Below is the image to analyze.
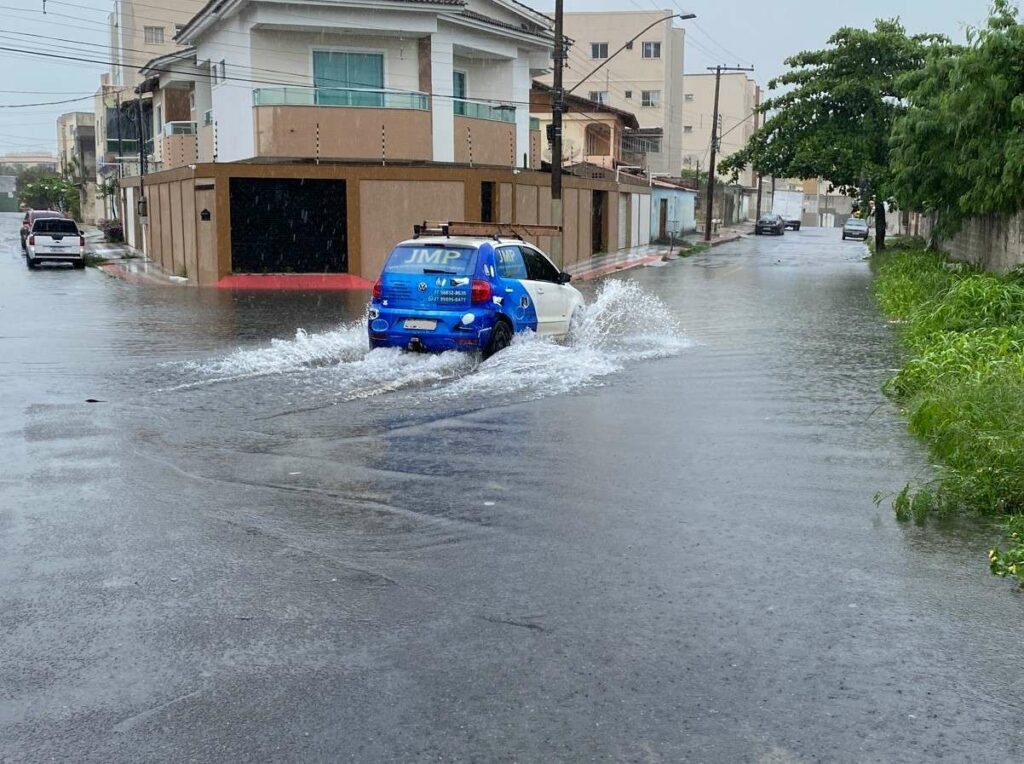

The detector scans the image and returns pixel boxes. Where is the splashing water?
[168,280,689,402]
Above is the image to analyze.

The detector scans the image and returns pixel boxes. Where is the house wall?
[120,163,648,284]
[917,212,1024,273]
[650,187,696,240]
[203,13,256,162]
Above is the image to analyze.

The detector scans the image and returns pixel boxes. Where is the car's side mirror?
[557,272,572,284]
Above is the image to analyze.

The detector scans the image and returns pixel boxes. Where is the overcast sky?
[0,0,998,155]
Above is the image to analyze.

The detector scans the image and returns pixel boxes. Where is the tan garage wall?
[359,180,466,278]
[121,164,649,285]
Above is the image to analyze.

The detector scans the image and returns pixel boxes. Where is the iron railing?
[253,86,429,110]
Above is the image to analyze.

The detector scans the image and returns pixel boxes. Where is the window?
[313,50,384,106]
[155,105,162,131]
[144,26,164,44]
[587,91,608,105]
[496,246,528,279]
[641,41,661,59]
[590,42,608,59]
[585,123,612,156]
[683,125,693,133]
[641,90,660,107]
[624,90,632,99]
[211,59,226,86]
[684,93,694,101]
[520,246,560,283]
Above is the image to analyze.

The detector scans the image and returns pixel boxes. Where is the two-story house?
[166,0,553,167]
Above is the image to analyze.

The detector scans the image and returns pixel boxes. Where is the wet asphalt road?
[1,211,1022,762]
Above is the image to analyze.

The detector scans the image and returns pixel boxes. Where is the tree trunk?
[875,203,887,251]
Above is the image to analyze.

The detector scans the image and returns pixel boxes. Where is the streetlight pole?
[549,9,696,262]
[703,64,754,242]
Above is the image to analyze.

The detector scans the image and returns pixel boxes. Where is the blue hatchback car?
[368,231,585,358]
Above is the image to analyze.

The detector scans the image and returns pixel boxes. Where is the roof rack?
[412,221,562,241]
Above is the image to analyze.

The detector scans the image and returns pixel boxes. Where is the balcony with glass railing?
[202,109,213,126]
[253,87,429,110]
[453,98,516,123]
[163,121,198,136]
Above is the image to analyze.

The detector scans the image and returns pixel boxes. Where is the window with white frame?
[683,125,693,133]
[642,41,661,59]
[590,42,608,59]
[211,59,226,86]
[144,26,164,44]
[641,90,660,107]
[624,90,632,99]
[588,91,608,105]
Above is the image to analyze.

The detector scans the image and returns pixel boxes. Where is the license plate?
[404,319,436,331]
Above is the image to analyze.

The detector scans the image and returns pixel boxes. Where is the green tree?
[890,1,1024,239]
[719,20,943,250]
[18,174,78,217]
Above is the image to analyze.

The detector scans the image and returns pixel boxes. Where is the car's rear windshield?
[847,219,868,227]
[384,245,477,276]
[33,218,78,234]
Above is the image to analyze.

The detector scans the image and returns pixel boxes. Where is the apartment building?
[680,72,761,188]
[538,10,684,175]
[94,0,196,220]
[57,112,98,221]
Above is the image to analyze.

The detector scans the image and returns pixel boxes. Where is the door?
[453,70,467,115]
[659,199,668,240]
[591,190,606,254]
[519,245,571,335]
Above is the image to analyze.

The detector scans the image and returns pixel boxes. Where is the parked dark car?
[842,218,870,241]
[755,213,785,236]
[21,209,65,250]
[782,215,801,231]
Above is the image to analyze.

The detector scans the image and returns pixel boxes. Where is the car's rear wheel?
[26,257,36,270]
[73,260,86,269]
[482,318,513,360]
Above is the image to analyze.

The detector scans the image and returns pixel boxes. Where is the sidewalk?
[571,223,750,281]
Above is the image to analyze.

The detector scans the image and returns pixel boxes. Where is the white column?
[430,34,454,163]
[512,53,531,168]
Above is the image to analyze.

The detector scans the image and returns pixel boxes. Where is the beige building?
[539,10,685,175]
[0,152,58,172]
[680,72,761,188]
[107,0,195,91]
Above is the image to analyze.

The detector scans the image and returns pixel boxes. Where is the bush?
[874,246,1024,583]
[99,218,124,243]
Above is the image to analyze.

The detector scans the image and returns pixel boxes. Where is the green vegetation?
[890,1,1024,239]
[873,247,1024,582]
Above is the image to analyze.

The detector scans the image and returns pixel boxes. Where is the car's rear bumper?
[367,305,495,353]
[30,251,85,262]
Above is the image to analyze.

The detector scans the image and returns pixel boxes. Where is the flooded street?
[2,211,1021,761]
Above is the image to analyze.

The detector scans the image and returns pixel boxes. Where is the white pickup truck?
[26,217,85,269]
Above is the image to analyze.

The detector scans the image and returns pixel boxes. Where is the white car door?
[519,245,573,336]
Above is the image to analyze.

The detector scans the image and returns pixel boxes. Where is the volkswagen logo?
[418,282,428,292]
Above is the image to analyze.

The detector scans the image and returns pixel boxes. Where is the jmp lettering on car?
[483,243,538,331]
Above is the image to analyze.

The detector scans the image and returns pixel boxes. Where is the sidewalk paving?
[571,223,750,281]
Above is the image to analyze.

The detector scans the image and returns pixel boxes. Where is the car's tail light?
[471,279,492,304]
[27,235,34,246]
[79,235,85,247]
[372,279,382,299]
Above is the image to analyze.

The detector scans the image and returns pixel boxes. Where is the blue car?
[368,233,585,358]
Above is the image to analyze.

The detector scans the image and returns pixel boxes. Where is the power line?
[0,94,95,108]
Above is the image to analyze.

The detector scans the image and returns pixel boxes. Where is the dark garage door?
[229,178,347,273]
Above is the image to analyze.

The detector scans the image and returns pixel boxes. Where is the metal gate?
[229,178,347,273]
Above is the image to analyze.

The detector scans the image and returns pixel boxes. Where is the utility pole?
[115,91,124,179]
[704,64,754,242]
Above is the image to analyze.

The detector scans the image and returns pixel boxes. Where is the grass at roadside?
[872,243,1024,583]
